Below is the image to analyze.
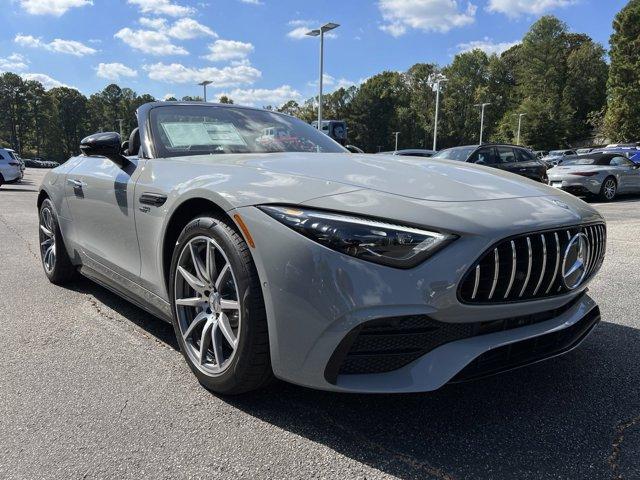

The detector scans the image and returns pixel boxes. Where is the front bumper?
[234,198,603,393]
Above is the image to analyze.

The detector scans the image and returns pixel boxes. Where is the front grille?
[324,296,583,382]
[452,305,600,382]
[459,223,606,304]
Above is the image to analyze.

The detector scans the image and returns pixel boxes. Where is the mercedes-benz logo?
[562,233,590,290]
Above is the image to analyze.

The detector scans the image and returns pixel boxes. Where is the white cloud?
[138,17,216,40]
[14,34,97,56]
[163,93,176,100]
[167,18,217,39]
[239,0,263,4]
[487,0,576,17]
[22,73,71,89]
[457,37,519,55]
[308,73,355,91]
[216,85,301,107]
[127,0,193,17]
[115,28,188,56]
[0,54,29,73]
[378,0,477,36]
[203,40,254,62]
[96,62,138,81]
[19,0,92,16]
[144,62,261,87]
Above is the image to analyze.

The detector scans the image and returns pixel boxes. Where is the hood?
[196,152,557,203]
[549,165,608,175]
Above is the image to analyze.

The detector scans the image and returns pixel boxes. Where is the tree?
[218,95,234,104]
[605,0,640,141]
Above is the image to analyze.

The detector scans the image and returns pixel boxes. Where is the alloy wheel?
[39,206,56,273]
[174,236,241,375]
[603,179,616,200]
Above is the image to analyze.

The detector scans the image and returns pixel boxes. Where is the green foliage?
[0,73,157,161]
[605,0,640,141]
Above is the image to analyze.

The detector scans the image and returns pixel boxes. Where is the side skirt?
[78,262,173,323]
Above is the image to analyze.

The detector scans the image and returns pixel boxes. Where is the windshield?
[149,105,347,158]
[432,146,476,161]
[548,150,565,156]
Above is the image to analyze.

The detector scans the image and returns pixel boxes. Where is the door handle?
[67,179,85,188]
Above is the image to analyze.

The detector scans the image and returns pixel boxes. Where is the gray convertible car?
[38,102,606,394]
[548,152,640,201]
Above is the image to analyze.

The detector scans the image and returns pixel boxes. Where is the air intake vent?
[459,223,605,304]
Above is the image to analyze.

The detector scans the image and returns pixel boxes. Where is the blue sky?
[0,0,629,105]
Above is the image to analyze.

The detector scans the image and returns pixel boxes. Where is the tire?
[0,173,4,188]
[599,176,617,202]
[169,214,272,395]
[39,198,77,284]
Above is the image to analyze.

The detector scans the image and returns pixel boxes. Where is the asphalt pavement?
[1,169,639,480]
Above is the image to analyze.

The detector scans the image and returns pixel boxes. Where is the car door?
[492,146,521,176]
[65,155,145,281]
[515,147,545,181]
[468,146,499,169]
[610,156,640,192]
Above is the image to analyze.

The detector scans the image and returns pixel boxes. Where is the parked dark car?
[432,144,549,183]
[377,149,436,157]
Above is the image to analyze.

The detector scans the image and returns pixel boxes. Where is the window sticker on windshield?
[161,123,214,148]
[203,123,247,146]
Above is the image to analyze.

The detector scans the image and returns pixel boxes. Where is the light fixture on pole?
[474,103,491,145]
[198,80,213,102]
[513,113,527,145]
[306,22,340,131]
[428,73,447,151]
[393,131,400,152]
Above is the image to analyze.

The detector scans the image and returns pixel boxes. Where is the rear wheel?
[599,177,617,201]
[169,214,272,394]
[39,198,77,284]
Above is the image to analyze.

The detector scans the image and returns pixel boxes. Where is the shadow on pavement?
[224,322,640,480]
[60,277,640,479]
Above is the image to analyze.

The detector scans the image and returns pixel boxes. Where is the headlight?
[259,205,456,268]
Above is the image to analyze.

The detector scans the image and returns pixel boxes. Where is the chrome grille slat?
[460,223,606,304]
[532,234,546,295]
[471,265,480,300]
[488,249,499,300]
[503,241,517,299]
[545,232,561,294]
[518,237,533,297]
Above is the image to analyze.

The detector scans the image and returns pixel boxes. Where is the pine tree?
[605,0,640,141]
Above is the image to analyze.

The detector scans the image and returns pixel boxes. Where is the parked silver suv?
[0,148,23,187]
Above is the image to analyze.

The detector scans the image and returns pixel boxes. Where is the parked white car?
[0,148,23,187]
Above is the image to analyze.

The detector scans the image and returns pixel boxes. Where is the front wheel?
[169,214,272,394]
[599,177,617,201]
[39,198,77,284]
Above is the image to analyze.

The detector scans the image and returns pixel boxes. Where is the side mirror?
[345,145,364,154]
[80,132,127,165]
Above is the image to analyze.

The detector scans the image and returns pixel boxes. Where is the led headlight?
[259,205,456,269]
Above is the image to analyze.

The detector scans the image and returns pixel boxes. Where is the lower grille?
[325,296,584,383]
[459,223,606,304]
[452,305,600,382]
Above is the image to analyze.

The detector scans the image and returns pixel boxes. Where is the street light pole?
[198,80,213,102]
[394,131,400,152]
[306,23,340,130]
[428,73,447,151]
[474,103,491,145]
[514,113,527,145]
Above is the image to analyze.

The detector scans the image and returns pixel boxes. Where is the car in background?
[0,147,24,187]
[377,149,436,158]
[548,152,640,201]
[591,146,640,158]
[576,148,592,155]
[541,149,577,167]
[533,150,548,159]
[432,144,548,183]
[311,120,348,145]
[24,158,60,168]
